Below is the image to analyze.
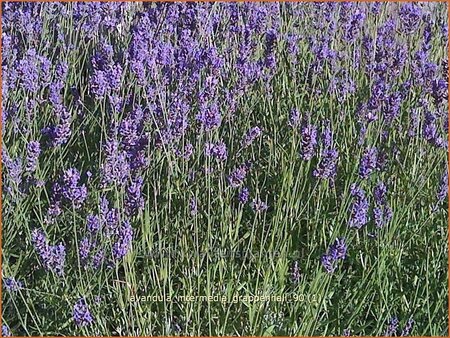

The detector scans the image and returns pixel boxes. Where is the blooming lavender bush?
[1,2,448,336]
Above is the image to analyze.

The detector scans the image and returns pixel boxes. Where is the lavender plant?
[1,2,448,336]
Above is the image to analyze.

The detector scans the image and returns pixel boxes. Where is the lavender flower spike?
[300,122,318,160]
[348,184,369,229]
[251,197,268,212]
[238,187,249,204]
[321,237,347,273]
[359,147,378,179]
[401,318,414,336]
[4,277,23,292]
[2,325,12,337]
[25,140,41,173]
[31,229,66,276]
[313,148,339,180]
[241,126,262,148]
[73,298,94,327]
[384,317,399,336]
[228,164,249,188]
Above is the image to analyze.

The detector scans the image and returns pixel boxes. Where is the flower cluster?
[3,277,23,292]
[348,184,370,229]
[73,298,93,327]
[321,238,347,273]
[31,229,66,276]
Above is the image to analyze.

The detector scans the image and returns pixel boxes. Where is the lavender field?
[1,2,449,336]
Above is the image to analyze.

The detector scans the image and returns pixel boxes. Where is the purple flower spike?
[241,126,262,148]
[86,214,101,234]
[2,325,12,337]
[289,109,301,128]
[227,164,249,188]
[321,120,333,149]
[321,253,337,273]
[51,168,87,210]
[101,138,130,187]
[238,187,249,204]
[112,220,133,261]
[31,229,66,276]
[399,3,422,34]
[205,141,227,162]
[313,148,339,180]
[359,147,378,179]
[329,238,347,260]
[92,250,105,269]
[349,184,369,229]
[42,104,72,147]
[4,277,23,292]
[401,318,414,336]
[300,122,318,161]
[196,102,222,131]
[321,238,347,273]
[384,317,399,336]
[25,141,41,173]
[251,197,268,212]
[125,176,144,216]
[175,143,194,160]
[73,298,94,327]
